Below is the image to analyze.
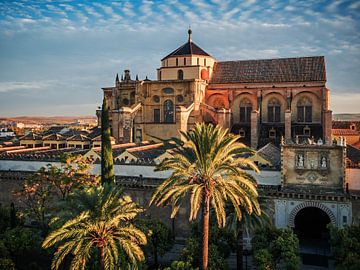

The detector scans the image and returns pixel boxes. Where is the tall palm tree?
[150,123,260,270]
[43,185,147,270]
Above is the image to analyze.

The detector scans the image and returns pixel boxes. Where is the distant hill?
[0,116,97,125]
[333,114,360,121]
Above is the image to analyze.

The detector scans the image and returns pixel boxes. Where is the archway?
[294,207,331,267]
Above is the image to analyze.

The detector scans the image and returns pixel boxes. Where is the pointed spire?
[115,73,119,83]
[136,74,139,81]
[121,74,124,81]
[188,26,192,42]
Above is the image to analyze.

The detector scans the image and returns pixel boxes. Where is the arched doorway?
[294,207,331,267]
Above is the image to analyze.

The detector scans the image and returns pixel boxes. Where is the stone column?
[251,110,259,149]
[285,109,292,142]
[324,110,332,144]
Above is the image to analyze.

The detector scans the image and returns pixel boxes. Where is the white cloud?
[0,81,52,93]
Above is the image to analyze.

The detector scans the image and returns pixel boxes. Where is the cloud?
[0,81,52,93]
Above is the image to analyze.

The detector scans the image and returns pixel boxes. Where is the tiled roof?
[347,145,360,165]
[42,133,66,141]
[332,121,360,130]
[20,133,42,140]
[352,141,360,149]
[256,143,281,167]
[332,129,359,136]
[162,41,211,60]
[210,56,326,84]
[67,134,90,141]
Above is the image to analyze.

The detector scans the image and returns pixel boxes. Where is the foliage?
[0,258,16,270]
[329,224,360,270]
[136,219,174,268]
[164,260,198,270]
[180,221,236,270]
[252,226,300,270]
[38,154,99,199]
[43,184,147,270]
[0,205,10,233]
[150,123,260,269]
[101,96,115,184]
[2,226,50,270]
[15,154,97,231]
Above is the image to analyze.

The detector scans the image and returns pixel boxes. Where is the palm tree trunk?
[202,195,210,270]
[99,247,105,270]
[237,221,244,270]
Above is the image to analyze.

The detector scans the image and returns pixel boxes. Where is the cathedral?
[98,29,332,149]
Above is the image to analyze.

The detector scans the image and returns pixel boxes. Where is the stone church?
[98,29,332,150]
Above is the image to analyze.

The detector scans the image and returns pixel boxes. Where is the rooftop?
[210,56,326,84]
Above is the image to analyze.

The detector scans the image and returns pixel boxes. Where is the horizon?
[0,0,359,116]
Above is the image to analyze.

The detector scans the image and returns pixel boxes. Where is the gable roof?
[42,133,66,141]
[20,133,42,140]
[210,56,326,84]
[162,41,211,61]
[256,143,281,167]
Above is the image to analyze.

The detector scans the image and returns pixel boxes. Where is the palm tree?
[150,123,260,270]
[43,185,147,270]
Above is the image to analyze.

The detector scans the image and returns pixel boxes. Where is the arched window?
[130,91,135,104]
[268,98,281,122]
[297,97,312,123]
[164,100,174,123]
[239,98,252,123]
[177,70,184,80]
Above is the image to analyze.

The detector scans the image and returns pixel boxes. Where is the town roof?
[42,133,66,141]
[332,121,360,130]
[210,56,326,84]
[256,142,281,167]
[20,133,42,140]
[332,129,359,136]
[347,145,360,167]
[161,41,211,60]
[66,134,90,141]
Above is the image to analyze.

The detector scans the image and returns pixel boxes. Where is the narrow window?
[159,71,162,81]
[239,98,252,123]
[164,100,174,123]
[204,58,207,66]
[176,58,178,66]
[268,98,281,123]
[154,109,160,123]
[297,97,312,123]
[184,58,186,65]
[269,129,276,139]
[178,69,184,80]
[197,58,199,65]
[239,129,245,138]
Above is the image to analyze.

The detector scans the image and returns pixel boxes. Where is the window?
[239,129,245,138]
[123,98,129,106]
[178,70,184,80]
[297,97,312,123]
[269,129,276,139]
[204,58,207,66]
[268,98,281,122]
[164,100,174,123]
[184,58,186,65]
[159,71,162,80]
[239,98,252,123]
[176,58,178,66]
[303,126,311,136]
[154,109,160,123]
[153,95,160,103]
[176,95,184,103]
[130,91,135,104]
[197,58,199,65]
[163,87,174,94]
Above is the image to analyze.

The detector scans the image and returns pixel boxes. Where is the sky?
[0,0,359,116]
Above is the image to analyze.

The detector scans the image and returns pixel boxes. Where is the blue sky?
[0,0,359,116]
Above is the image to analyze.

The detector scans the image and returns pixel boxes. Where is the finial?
[136,74,139,81]
[121,74,124,81]
[116,73,119,83]
[188,26,192,42]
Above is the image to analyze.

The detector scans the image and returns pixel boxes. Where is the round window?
[153,95,160,103]
[177,95,184,103]
[123,98,129,105]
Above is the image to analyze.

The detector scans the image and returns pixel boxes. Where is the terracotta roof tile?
[210,56,326,84]
[332,129,359,136]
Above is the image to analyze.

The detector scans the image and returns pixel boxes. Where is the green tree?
[43,185,147,270]
[252,226,300,270]
[150,122,260,270]
[101,97,115,184]
[226,196,271,270]
[329,224,360,270]
[137,219,174,268]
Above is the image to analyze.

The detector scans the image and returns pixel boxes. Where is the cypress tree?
[101,97,115,184]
